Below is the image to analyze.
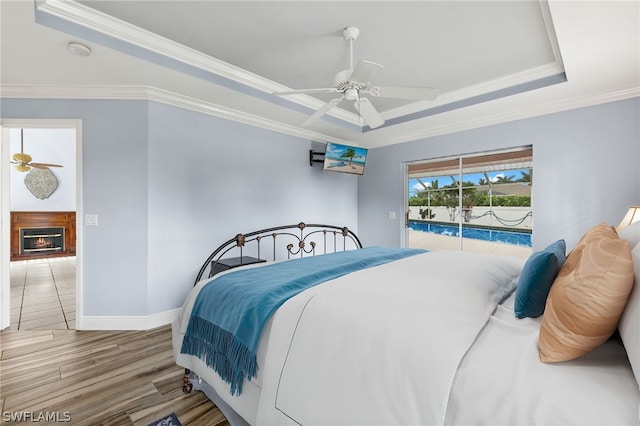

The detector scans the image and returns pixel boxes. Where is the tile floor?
[9,256,76,330]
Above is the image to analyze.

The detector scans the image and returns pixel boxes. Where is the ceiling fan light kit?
[12,152,32,165]
[273,26,438,129]
[13,164,32,173]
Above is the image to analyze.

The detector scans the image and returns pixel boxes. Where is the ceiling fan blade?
[355,97,384,129]
[369,85,439,101]
[30,162,64,169]
[301,96,344,127]
[273,88,339,96]
[350,60,383,86]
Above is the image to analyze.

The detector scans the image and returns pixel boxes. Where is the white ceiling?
[1,1,638,148]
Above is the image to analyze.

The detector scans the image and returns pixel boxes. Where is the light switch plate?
[85,214,98,226]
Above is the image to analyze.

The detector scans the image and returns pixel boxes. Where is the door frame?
[0,119,83,330]
[403,163,410,248]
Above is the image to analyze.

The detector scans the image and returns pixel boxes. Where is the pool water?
[409,221,532,247]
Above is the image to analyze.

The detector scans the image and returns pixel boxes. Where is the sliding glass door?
[406,147,533,258]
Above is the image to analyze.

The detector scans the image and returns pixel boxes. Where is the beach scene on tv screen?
[323,143,368,175]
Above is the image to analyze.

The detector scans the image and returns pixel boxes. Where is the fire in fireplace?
[35,237,54,249]
[20,227,64,255]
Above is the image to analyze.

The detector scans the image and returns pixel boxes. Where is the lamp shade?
[616,206,640,233]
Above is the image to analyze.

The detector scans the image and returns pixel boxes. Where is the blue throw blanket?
[180,246,427,395]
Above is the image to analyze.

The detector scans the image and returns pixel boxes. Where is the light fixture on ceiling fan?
[10,129,64,172]
[272,26,439,129]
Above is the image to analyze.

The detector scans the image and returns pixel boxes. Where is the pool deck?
[408,229,532,259]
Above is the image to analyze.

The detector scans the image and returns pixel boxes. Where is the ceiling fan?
[272,26,439,129]
[10,129,64,172]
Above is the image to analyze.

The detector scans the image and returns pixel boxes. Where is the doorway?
[1,120,83,331]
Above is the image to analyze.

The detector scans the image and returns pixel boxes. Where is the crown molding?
[33,0,572,131]
[144,86,354,145]
[373,86,640,148]
[0,83,353,145]
[382,62,566,121]
[2,83,637,148]
[38,0,270,91]
[0,84,149,100]
[36,0,362,127]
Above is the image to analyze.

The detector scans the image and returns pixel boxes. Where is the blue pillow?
[514,239,566,318]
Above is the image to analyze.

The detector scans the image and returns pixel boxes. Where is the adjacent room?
[1,1,638,425]
[7,128,77,331]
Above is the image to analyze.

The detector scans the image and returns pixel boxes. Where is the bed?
[173,221,640,425]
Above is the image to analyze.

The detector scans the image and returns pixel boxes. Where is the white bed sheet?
[174,252,640,426]
[445,293,640,425]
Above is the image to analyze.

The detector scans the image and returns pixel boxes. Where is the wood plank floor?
[0,325,230,425]
[9,257,76,330]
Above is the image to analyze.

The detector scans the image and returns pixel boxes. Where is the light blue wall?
[4,97,638,318]
[2,99,150,316]
[358,98,640,252]
[2,99,359,317]
[145,102,358,313]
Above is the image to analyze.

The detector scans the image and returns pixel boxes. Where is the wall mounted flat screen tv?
[323,142,368,175]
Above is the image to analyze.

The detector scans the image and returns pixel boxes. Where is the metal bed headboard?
[194,222,363,285]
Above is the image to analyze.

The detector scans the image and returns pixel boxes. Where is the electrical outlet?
[388,211,396,220]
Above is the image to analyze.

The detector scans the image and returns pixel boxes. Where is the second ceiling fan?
[273,26,439,129]
[10,129,64,172]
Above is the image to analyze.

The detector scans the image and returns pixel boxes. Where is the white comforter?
[255,251,522,424]
[175,249,640,425]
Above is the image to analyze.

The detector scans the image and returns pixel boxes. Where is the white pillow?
[619,241,640,396]
[619,220,640,248]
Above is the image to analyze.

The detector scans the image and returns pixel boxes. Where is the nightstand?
[209,256,266,278]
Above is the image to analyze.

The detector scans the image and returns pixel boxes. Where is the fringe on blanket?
[181,315,257,396]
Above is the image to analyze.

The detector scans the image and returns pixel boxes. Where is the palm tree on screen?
[340,148,356,165]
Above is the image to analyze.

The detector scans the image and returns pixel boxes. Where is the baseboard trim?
[79,308,181,330]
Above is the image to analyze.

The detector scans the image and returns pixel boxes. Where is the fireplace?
[10,211,76,260]
[20,227,64,256]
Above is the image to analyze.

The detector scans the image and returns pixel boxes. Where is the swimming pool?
[409,221,532,247]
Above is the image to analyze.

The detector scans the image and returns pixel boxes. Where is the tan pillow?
[539,236,634,362]
[559,223,618,276]
[575,222,618,247]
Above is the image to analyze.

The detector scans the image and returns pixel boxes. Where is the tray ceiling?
[1,1,638,148]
